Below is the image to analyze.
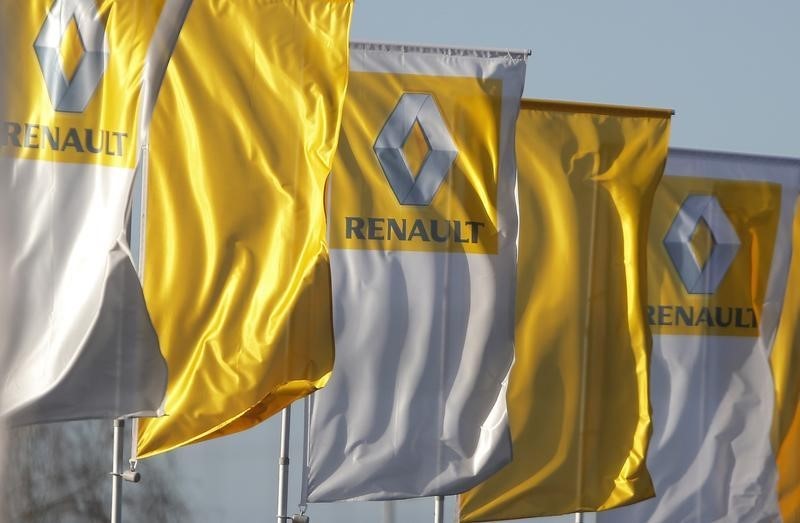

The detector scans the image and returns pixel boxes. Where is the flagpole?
[383,501,396,523]
[111,418,125,523]
[277,405,291,523]
[575,513,584,523]
[434,495,444,523]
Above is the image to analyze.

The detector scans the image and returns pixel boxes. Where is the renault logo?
[664,195,740,294]
[374,93,458,206]
[34,0,109,113]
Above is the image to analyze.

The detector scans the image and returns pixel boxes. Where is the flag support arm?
[129,418,139,473]
[299,396,311,515]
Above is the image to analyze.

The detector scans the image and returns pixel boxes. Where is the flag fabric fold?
[597,149,800,523]
[305,42,527,502]
[136,0,353,458]
[459,100,672,521]
[0,0,190,424]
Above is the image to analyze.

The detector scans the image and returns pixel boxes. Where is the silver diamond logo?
[34,0,109,113]
[664,195,740,294]
[374,93,458,206]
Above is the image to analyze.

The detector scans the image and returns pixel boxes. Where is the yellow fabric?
[648,176,779,337]
[328,72,502,255]
[137,0,352,458]
[772,203,800,523]
[460,100,671,521]
[0,0,167,167]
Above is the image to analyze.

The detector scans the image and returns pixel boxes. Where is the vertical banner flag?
[135,0,353,458]
[460,100,672,521]
[0,0,190,424]
[598,149,800,523]
[305,42,527,502]
[772,200,800,523]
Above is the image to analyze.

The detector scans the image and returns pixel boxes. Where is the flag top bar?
[669,147,800,166]
[351,40,532,61]
[523,98,675,118]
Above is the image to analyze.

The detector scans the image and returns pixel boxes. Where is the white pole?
[277,406,291,523]
[434,495,444,523]
[383,501,396,523]
[575,513,584,523]
[111,418,125,523]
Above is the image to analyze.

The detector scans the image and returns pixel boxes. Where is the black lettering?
[387,218,406,240]
[3,121,22,147]
[23,124,40,148]
[85,128,104,154]
[675,306,693,326]
[408,219,430,241]
[42,126,59,150]
[430,220,449,242]
[657,305,672,325]
[453,221,469,243]
[345,217,365,239]
[750,308,759,329]
[736,308,758,328]
[108,131,127,157]
[714,307,733,327]
[367,218,384,240]
[735,308,746,328]
[696,307,714,327]
[61,128,84,152]
[465,221,484,243]
[647,305,656,325]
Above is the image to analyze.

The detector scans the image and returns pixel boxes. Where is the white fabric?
[0,158,166,424]
[306,43,526,502]
[598,149,800,523]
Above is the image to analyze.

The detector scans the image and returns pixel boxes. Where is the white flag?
[0,0,190,424]
[597,149,800,522]
[305,42,527,502]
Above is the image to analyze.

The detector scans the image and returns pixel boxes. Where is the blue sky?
[134,1,799,522]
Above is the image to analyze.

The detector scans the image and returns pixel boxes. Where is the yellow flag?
[460,100,671,521]
[773,204,800,522]
[136,0,352,458]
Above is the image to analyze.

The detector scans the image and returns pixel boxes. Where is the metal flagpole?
[382,501,396,523]
[277,405,291,523]
[111,418,125,523]
[434,495,444,523]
